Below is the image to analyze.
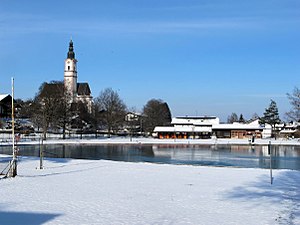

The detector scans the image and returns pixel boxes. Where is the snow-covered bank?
[1,136,300,146]
[1,157,299,225]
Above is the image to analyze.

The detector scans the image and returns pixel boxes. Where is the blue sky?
[0,0,299,121]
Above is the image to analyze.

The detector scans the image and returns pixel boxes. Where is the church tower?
[64,40,77,98]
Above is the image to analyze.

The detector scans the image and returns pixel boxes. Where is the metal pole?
[11,77,17,177]
[268,141,273,185]
[39,136,44,169]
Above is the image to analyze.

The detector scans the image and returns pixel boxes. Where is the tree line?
[226,87,300,137]
[11,83,300,139]
[17,81,172,139]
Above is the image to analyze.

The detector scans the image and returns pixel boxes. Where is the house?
[0,94,13,119]
[124,112,142,135]
[279,121,299,138]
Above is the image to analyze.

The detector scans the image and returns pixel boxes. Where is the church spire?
[67,39,75,59]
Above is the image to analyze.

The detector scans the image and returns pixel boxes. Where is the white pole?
[268,141,272,185]
[12,77,15,160]
[10,77,17,177]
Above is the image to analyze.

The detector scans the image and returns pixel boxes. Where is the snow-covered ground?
[1,156,299,225]
[1,135,300,146]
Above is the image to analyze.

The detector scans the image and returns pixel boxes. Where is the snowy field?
[1,135,300,146]
[1,156,300,225]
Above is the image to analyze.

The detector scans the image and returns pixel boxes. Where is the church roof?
[39,82,91,97]
[77,83,91,96]
[39,83,64,98]
[67,40,75,59]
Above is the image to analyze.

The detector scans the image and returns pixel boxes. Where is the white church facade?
[64,40,93,111]
[40,40,93,112]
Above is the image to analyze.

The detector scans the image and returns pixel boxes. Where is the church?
[64,40,93,111]
[41,40,93,111]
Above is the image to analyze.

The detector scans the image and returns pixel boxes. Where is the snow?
[1,136,300,146]
[1,156,299,225]
[0,94,9,102]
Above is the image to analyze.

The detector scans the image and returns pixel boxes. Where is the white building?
[41,40,93,112]
[154,116,219,139]
[212,120,264,139]
[154,116,266,139]
[64,40,93,111]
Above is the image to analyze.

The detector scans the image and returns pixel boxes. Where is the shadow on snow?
[224,170,300,224]
[0,211,61,225]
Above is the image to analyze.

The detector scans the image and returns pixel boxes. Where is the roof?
[280,129,297,134]
[212,123,263,130]
[0,94,10,102]
[40,82,91,97]
[171,116,220,126]
[67,40,75,59]
[175,116,217,120]
[0,94,13,104]
[40,83,64,97]
[77,83,91,95]
[154,126,212,133]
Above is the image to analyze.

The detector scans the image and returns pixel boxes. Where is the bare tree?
[55,86,73,139]
[70,100,94,136]
[94,88,127,136]
[142,99,172,134]
[17,99,34,119]
[287,87,300,122]
[227,113,238,123]
[34,81,72,139]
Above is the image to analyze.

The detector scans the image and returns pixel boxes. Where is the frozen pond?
[1,144,300,170]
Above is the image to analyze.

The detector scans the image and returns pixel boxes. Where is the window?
[68,66,70,71]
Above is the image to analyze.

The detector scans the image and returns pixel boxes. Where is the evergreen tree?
[259,99,281,137]
[251,113,259,121]
[227,113,238,123]
[238,114,245,123]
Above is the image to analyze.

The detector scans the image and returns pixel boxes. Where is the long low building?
[153,116,267,139]
[212,123,264,139]
[153,125,213,139]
